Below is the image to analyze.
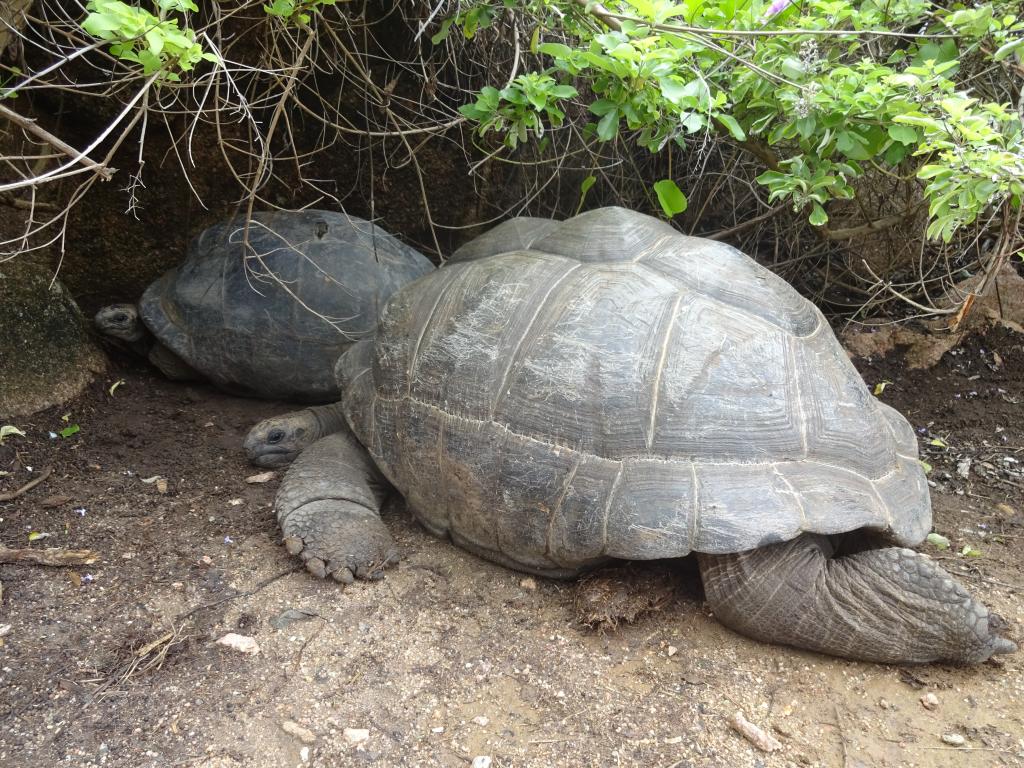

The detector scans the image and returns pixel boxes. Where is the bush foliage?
[0,0,1020,317]
[449,0,1023,242]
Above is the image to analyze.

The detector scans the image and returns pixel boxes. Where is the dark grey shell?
[341,207,930,573]
[139,210,433,402]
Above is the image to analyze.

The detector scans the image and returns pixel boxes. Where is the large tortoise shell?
[341,207,929,574]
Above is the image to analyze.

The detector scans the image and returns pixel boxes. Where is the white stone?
[215,633,259,655]
[343,728,369,745]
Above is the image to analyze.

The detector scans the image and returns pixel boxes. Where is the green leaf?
[430,18,454,45]
[993,37,1024,61]
[596,109,619,141]
[960,544,983,558]
[538,42,573,59]
[653,179,687,218]
[918,164,953,181]
[576,175,596,214]
[59,424,81,438]
[715,113,746,141]
[887,124,918,145]
[926,533,950,550]
[808,203,828,226]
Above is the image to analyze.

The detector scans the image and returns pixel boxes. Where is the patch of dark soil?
[0,328,1020,767]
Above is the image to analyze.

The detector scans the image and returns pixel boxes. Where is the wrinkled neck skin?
[308,402,348,436]
[244,402,349,468]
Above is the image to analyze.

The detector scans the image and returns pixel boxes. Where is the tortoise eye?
[114,312,129,323]
[267,428,285,444]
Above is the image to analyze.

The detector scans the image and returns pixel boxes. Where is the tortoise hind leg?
[275,428,400,582]
[697,533,1016,664]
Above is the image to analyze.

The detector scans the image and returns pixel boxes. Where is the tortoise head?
[95,303,145,342]
[244,410,318,468]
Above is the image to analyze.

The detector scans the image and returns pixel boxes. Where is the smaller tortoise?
[243,217,560,466]
[95,210,433,402]
[272,207,1016,664]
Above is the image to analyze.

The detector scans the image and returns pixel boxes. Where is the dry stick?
[0,547,99,566]
[240,28,316,230]
[172,567,299,623]
[0,466,53,501]
[0,104,114,181]
[860,260,961,316]
[707,204,785,241]
[0,69,160,194]
[323,22,443,257]
[822,208,919,240]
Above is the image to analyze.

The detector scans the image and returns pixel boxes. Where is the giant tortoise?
[271,207,1016,664]
[95,210,433,402]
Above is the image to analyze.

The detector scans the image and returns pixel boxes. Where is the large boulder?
[0,258,106,418]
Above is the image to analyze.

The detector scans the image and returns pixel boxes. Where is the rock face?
[841,263,1024,369]
[0,258,106,418]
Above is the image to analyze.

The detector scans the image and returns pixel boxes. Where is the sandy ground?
[0,327,1022,768]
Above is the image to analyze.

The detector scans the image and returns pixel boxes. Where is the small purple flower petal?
[765,0,794,18]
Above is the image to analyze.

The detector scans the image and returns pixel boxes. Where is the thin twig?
[0,546,99,566]
[0,466,53,501]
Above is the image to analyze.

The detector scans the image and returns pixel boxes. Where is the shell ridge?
[406,265,472,397]
[646,292,685,450]
[489,262,584,418]
[544,456,582,559]
[600,463,625,556]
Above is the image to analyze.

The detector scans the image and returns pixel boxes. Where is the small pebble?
[667,645,678,657]
[519,577,537,591]
[299,746,309,762]
[281,720,316,744]
[471,758,492,768]
[343,728,369,745]
[941,733,965,746]
[471,716,489,726]
[920,693,939,710]
[215,633,260,655]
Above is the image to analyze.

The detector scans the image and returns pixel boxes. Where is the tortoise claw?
[305,557,328,579]
[332,567,355,584]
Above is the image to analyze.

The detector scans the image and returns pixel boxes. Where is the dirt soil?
[1,328,1022,768]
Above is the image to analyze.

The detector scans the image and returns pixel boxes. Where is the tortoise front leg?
[697,533,1016,664]
[275,428,400,583]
